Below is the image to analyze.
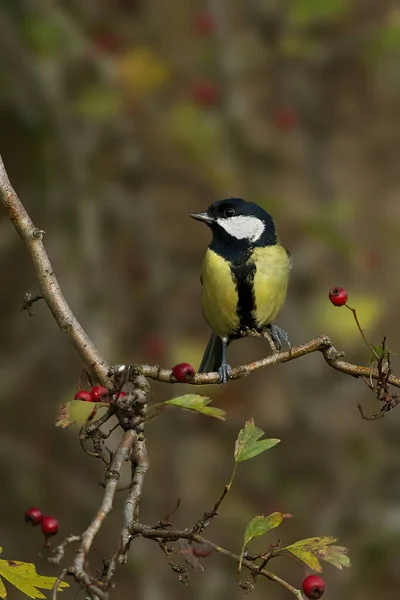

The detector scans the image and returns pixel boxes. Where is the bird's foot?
[218,363,232,384]
[267,324,291,352]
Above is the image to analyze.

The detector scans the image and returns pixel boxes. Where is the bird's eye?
[224,207,235,218]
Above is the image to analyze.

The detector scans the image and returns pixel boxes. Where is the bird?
[191,198,291,383]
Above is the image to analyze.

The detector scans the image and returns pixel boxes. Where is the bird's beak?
[190,211,215,224]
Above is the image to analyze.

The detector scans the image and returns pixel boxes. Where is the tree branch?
[0,154,109,383]
[0,155,148,597]
[72,429,136,597]
[125,334,400,388]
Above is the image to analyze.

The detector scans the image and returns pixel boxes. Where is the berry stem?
[345,304,380,361]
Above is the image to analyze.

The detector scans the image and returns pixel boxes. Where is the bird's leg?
[218,337,231,384]
[266,324,291,352]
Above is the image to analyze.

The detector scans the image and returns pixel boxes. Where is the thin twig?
[131,524,304,599]
[73,430,136,585]
[104,428,149,583]
[49,535,81,565]
[51,568,68,600]
[346,304,380,361]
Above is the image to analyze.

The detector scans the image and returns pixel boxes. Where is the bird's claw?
[218,363,231,384]
[267,324,291,352]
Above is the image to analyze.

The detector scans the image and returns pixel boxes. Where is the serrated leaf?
[234,419,280,463]
[0,551,68,599]
[55,400,108,428]
[316,544,351,570]
[238,512,290,572]
[244,512,287,546]
[160,395,226,420]
[283,536,350,572]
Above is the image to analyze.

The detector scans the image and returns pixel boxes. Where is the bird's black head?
[191,198,277,257]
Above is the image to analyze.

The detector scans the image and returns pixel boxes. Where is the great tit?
[191,198,291,383]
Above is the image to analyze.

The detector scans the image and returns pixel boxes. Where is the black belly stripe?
[230,261,257,331]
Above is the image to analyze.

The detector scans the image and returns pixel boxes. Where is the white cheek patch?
[217,215,265,242]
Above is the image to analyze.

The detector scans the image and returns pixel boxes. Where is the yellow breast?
[200,245,290,338]
[251,245,290,327]
[200,249,240,339]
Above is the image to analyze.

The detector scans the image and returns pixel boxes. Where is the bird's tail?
[198,332,224,373]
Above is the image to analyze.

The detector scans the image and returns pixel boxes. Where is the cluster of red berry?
[25,508,58,543]
[74,386,127,403]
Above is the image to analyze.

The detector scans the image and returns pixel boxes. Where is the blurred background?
[0,0,400,598]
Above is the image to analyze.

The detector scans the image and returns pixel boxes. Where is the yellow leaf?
[0,576,6,598]
[0,559,68,599]
[55,400,108,429]
[283,536,350,572]
[116,48,171,96]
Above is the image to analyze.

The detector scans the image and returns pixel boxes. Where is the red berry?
[275,108,297,131]
[25,507,43,526]
[302,575,326,599]
[172,363,196,383]
[74,390,93,402]
[191,81,221,108]
[41,515,59,537]
[193,12,215,36]
[90,385,109,401]
[329,286,348,306]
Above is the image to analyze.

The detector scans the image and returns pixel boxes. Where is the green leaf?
[370,344,385,359]
[368,344,391,365]
[283,537,351,572]
[234,419,280,463]
[239,512,291,571]
[55,400,108,429]
[0,547,68,599]
[160,394,226,420]
[244,512,288,546]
